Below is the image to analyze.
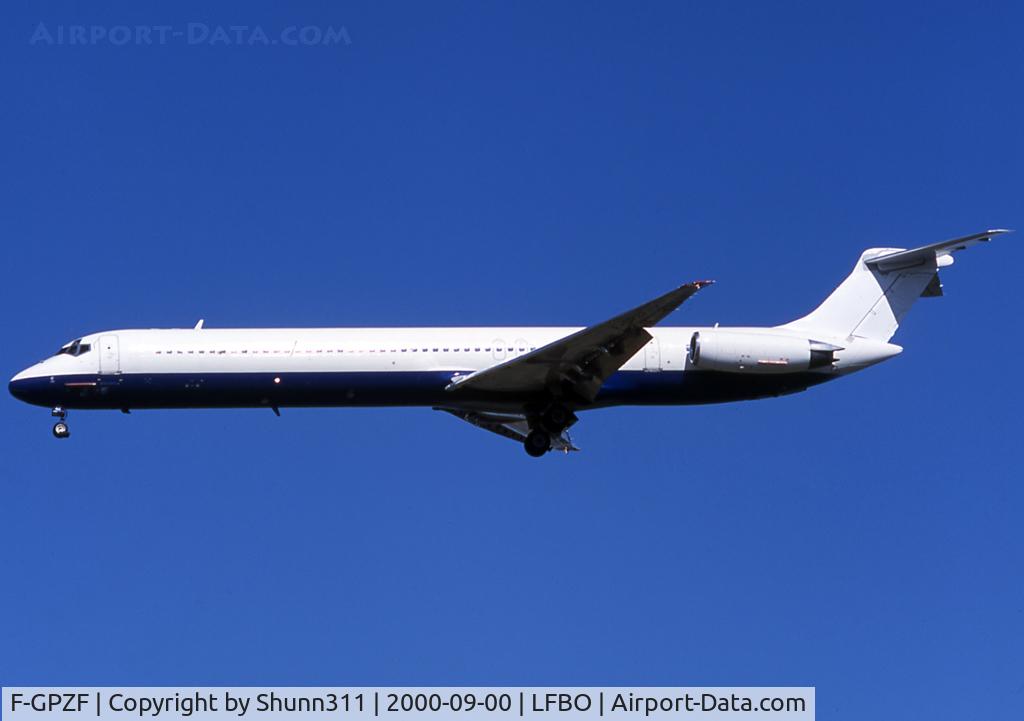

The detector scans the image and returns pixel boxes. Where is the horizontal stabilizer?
[865,229,1011,273]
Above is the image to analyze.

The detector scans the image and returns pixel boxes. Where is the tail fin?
[782,229,1011,342]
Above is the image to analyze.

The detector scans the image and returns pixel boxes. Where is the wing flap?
[438,408,578,452]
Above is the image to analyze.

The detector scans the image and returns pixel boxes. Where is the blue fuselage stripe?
[8,370,834,411]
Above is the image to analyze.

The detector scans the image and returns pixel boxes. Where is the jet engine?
[688,331,839,373]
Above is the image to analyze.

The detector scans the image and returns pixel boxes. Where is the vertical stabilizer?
[781,229,1009,342]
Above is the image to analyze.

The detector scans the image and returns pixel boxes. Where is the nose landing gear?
[51,407,70,438]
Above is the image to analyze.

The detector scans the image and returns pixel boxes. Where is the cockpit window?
[56,339,92,357]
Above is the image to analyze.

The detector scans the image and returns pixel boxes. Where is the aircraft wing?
[866,228,1011,273]
[444,280,712,402]
[437,408,579,452]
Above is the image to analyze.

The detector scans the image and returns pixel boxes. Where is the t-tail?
[783,229,1011,342]
[780,229,1011,369]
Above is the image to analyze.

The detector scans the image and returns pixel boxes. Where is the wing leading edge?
[445,280,712,402]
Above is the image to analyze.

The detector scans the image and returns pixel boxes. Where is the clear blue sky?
[1,2,1021,718]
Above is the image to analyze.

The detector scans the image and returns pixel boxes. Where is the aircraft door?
[492,339,507,361]
[99,335,120,374]
[644,337,661,371]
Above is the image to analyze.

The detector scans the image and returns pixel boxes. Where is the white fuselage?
[9,230,1000,450]
[9,325,899,413]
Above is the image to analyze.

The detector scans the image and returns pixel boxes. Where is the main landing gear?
[522,403,577,457]
[524,429,551,457]
[51,407,70,439]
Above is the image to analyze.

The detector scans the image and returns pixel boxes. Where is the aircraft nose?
[9,366,47,405]
[10,368,29,400]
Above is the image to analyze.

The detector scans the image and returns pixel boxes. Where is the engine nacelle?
[688,331,836,374]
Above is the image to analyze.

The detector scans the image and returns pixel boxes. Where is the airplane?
[8,229,1009,456]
